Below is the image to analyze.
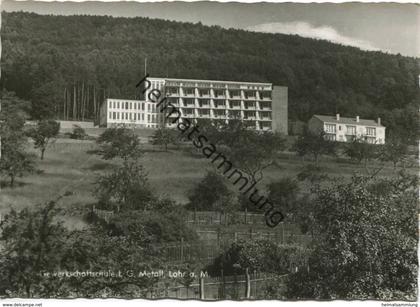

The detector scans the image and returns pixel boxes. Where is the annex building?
[308,114,386,144]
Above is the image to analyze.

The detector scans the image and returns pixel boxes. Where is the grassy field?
[0,134,417,230]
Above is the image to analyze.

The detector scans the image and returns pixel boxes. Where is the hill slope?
[1,12,419,141]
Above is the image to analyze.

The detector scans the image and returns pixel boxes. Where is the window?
[108,111,111,119]
[245,102,255,109]
[117,102,120,109]
[229,90,241,98]
[142,114,144,120]
[346,125,356,135]
[108,101,112,108]
[199,89,210,97]
[113,112,116,120]
[366,127,376,136]
[325,134,336,141]
[259,91,271,100]
[125,102,128,109]
[147,114,150,123]
[325,124,336,133]
[214,90,225,97]
[142,103,144,111]
[184,88,195,96]
[117,112,120,120]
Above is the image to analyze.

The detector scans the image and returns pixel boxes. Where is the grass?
[0,136,417,228]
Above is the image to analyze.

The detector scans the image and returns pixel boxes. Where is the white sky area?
[247,21,381,51]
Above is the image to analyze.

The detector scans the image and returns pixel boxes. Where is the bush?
[68,125,87,140]
[206,239,309,277]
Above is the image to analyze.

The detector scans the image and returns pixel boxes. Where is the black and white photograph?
[0,0,418,305]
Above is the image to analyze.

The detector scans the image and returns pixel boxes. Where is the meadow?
[0,128,416,230]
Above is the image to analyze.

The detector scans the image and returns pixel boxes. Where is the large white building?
[100,77,288,133]
[308,114,386,144]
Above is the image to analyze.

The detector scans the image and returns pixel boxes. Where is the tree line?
[1,11,419,143]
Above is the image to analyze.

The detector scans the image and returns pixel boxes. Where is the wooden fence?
[91,207,312,265]
[186,210,267,226]
[143,272,289,300]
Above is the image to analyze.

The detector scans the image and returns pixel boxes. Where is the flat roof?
[148,77,272,87]
[106,98,146,102]
[313,114,385,127]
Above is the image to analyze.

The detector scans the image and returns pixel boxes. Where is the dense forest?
[1,11,419,141]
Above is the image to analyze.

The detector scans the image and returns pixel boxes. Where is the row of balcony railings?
[165,89,272,100]
[165,81,271,90]
[167,111,272,120]
[166,101,272,110]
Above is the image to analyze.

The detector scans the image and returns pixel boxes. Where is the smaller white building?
[308,114,386,144]
[99,98,162,128]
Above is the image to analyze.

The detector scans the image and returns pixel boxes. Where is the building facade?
[308,114,386,144]
[100,77,288,133]
[99,98,162,128]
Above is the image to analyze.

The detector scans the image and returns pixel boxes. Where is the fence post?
[282,223,285,244]
[199,276,205,300]
[221,268,225,299]
[180,237,184,262]
[245,268,251,299]
[194,208,197,225]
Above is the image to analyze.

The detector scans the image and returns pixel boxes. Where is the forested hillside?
[1,11,419,141]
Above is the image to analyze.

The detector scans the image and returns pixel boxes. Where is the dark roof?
[312,115,385,127]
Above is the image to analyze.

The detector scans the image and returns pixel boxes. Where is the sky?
[1,0,419,57]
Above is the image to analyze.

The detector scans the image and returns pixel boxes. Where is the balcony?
[214,103,226,109]
[198,113,211,118]
[259,103,271,110]
[183,104,195,108]
[228,112,241,119]
[229,101,241,109]
[182,92,196,97]
[168,93,180,98]
[198,105,211,109]
[228,91,241,99]
[243,92,257,100]
[213,111,226,118]
[198,91,211,98]
[244,103,256,110]
[213,96,226,101]
[259,91,272,100]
